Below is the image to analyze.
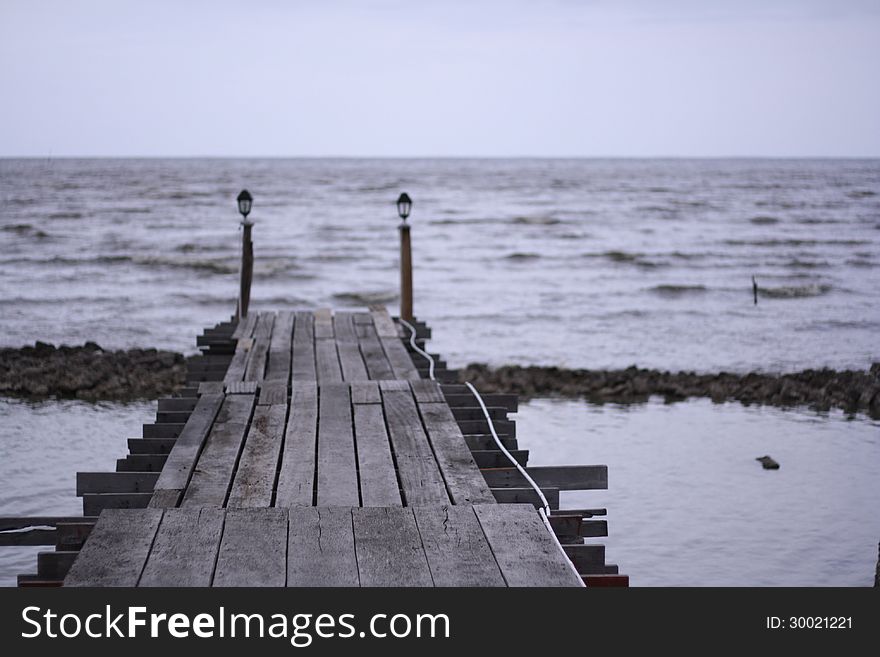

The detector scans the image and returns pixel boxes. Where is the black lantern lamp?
[237,189,253,223]
[396,192,412,222]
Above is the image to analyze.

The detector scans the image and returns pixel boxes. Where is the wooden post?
[236,222,254,321]
[399,222,413,322]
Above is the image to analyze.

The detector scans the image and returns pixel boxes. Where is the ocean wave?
[504,252,541,262]
[648,284,708,297]
[846,190,876,199]
[749,215,779,225]
[510,215,561,225]
[759,284,831,299]
[783,258,830,269]
[47,211,83,220]
[582,250,665,268]
[332,290,397,306]
[1,223,50,238]
[724,238,869,247]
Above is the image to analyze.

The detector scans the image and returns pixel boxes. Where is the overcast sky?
[1,0,878,157]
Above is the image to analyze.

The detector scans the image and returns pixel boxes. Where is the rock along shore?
[459,362,880,419]
[0,342,187,401]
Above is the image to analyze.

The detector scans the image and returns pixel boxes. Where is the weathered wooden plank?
[231,312,258,340]
[369,306,399,338]
[158,398,198,412]
[332,311,358,342]
[244,312,275,381]
[315,338,342,383]
[287,507,358,587]
[351,312,373,325]
[228,403,287,508]
[82,493,152,516]
[463,434,518,451]
[418,401,495,505]
[265,311,294,382]
[258,380,288,405]
[198,381,225,395]
[149,489,182,510]
[352,507,433,587]
[77,472,158,495]
[64,509,163,587]
[139,508,225,587]
[316,383,359,506]
[38,551,79,579]
[116,454,166,472]
[226,380,258,394]
[314,307,334,339]
[291,311,316,381]
[213,508,288,586]
[181,394,255,508]
[471,449,529,468]
[474,504,581,587]
[353,404,402,506]
[350,381,381,404]
[481,466,608,491]
[56,522,95,550]
[563,544,606,571]
[410,379,446,403]
[414,505,506,587]
[337,341,369,381]
[490,487,559,509]
[223,337,253,384]
[0,516,96,532]
[0,528,56,546]
[143,423,184,438]
[275,381,317,507]
[380,386,449,505]
[445,394,518,412]
[151,393,224,504]
[451,406,509,421]
[356,323,395,380]
[379,334,421,380]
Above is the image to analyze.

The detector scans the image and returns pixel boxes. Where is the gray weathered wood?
[139,508,225,587]
[315,338,342,383]
[287,507,358,587]
[231,312,258,340]
[223,337,253,384]
[76,472,158,495]
[379,333,421,380]
[151,393,224,504]
[413,505,506,587]
[410,379,446,403]
[244,312,275,381]
[352,507,433,586]
[417,400,495,505]
[226,380,258,394]
[471,449,529,468]
[353,404,401,506]
[291,311,316,381]
[258,380,288,405]
[380,386,449,505]
[490,486,559,509]
[337,341,369,381]
[181,394,255,508]
[474,504,581,587]
[332,311,357,342]
[213,508,288,586]
[350,381,381,404]
[316,383,359,506]
[480,465,608,491]
[228,403,287,508]
[314,307,334,339]
[275,381,317,507]
[82,493,152,516]
[198,381,225,395]
[64,509,163,587]
[356,323,395,380]
[369,306,399,338]
[265,311,294,382]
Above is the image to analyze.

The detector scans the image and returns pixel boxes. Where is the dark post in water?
[236,189,254,321]
[397,192,413,322]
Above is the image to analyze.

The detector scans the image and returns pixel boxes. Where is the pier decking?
[13,307,624,587]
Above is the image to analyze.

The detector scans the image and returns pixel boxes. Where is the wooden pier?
[9,307,626,587]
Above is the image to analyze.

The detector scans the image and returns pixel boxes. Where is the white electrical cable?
[399,318,586,587]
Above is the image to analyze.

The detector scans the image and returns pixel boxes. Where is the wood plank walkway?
[27,307,619,587]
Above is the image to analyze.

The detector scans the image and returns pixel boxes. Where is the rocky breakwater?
[0,342,187,401]
[460,363,880,419]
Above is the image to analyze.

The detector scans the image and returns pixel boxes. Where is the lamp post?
[235,189,254,322]
[396,192,413,322]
